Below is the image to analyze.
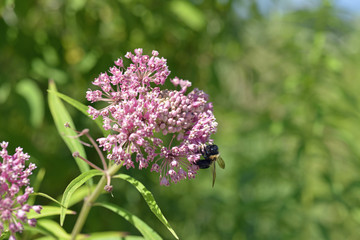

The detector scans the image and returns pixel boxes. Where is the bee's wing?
[217,156,225,169]
[212,162,216,188]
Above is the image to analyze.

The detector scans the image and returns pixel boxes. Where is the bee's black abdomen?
[194,159,212,169]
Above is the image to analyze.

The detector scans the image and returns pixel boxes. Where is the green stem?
[70,163,122,240]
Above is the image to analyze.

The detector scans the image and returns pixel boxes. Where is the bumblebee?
[194,144,225,187]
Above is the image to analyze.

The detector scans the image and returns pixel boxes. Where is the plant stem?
[70,163,122,240]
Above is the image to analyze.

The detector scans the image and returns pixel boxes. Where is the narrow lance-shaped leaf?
[22,225,51,239]
[94,202,162,240]
[37,219,70,239]
[65,185,99,208]
[76,231,132,240]
[47,89,109,136]
[23,219,70,239]
[30,237,60,240]
[60,169,103,226]
[48,80,92,183]
[32,192,64,207]
[27,206,76,219]
[114,174,179,240]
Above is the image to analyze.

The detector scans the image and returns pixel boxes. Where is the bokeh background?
[2,0,360,239]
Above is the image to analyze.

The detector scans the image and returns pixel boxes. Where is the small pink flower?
[32,205,42,214]
[28,218,37,227]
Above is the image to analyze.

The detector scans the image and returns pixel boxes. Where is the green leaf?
[23,224,50,238]
[114,174,179,240]
[66,184,99,208]
[55,185,100,209]
[77,51,98,73]
[32,59,68,84]
[169,1,205,31]
[32,192,63,207]
[36,219,70,239]
[47,89,108,136]
[24,219,70,239]
[0,81,11,104]
[16,78,44,128]
[33,237,58,240]
[84,235,144,240]
[68,0,87,11]
[94,202,162,240]
[0,231,10,240]
[48,80,92,182]
[0,0,15,19]
[60,169,103,226]
[76,231,132,240]
[27,206,76,219]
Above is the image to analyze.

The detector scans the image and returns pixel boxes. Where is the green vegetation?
[1,0,360,239]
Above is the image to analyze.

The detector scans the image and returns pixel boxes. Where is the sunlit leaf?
[37,219,70,239]
[16,78,44,128]
[32,59,68,84]
[60,169,103,226]
[0,82,10,104]
[32,192,63,207]
[114,174,179,240]
[77,51,98,73]
[66,185,99,208]
[42,45,59,66]
[0,0,14,15]
[169,1,205,31]
[84,235,144,240]
[94,202,162,240]
[24,219,70,239]
[32,237,58,240]
[76,231,134,240]
[48,80,91,181]
[23,224,50,238]
[27,206,76,219]
[68,0,87,11]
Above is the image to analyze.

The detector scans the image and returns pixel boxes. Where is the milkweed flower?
[0,141,41,239]
[87,49,218,185]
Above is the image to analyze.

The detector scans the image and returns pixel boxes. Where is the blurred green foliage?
[1,0,360,239]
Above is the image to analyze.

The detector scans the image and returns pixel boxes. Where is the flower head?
[87,49,218,185]
[0,141,41,238]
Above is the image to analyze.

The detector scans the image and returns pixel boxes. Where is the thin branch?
[83,129,108,171]
[73,152,104,172]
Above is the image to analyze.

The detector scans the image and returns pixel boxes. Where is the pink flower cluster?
[0,141,41,239]
[86,49,218,185]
